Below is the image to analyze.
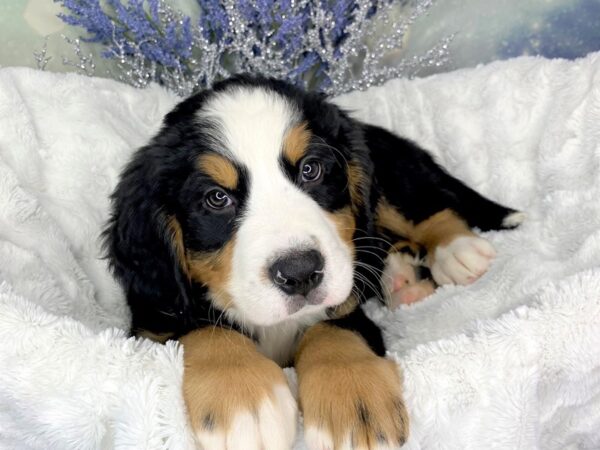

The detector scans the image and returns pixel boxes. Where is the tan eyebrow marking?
[283,122,311,165]
[197,153,239,190]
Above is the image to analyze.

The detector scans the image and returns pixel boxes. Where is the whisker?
[350,287,364,305]
[311,138,349,166]
[354,248,388,265]
[354,262,392,291]
[353,272,385,304]
[354,260,387,277]
[310,138,352,193]
[354,243,391,251]
[214,297,233,328]
[355,262,394,301]
[352,235,395,247]
[354,244,388,254]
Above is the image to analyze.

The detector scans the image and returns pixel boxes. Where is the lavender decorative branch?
[52,0,453,96]
[33,37,52,71]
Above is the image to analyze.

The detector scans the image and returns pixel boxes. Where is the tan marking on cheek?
[166,216,191,279]
[326,206,356,257]
[347,161,367,211]
[181,327,290,434]
[327,294,359,319]
[197,153,239,190]
[295,323,409,447]
[187,239,235,311]
[283,122,311,165]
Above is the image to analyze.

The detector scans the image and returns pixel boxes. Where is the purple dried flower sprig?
[58,0,193,69]
[52,0,453,96]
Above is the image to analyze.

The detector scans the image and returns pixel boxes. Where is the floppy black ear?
[104,145,193,336]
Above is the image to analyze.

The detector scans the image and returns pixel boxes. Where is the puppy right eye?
[205,189,232,210]
[300,158,323,184]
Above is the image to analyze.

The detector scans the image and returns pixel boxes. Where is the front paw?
[300,356,409,449]
[182,330,297,450]
[431,235,496,285]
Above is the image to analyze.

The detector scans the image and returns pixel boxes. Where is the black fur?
[104,74,518,352]
[327,307,386,357]
[366,124,518,230]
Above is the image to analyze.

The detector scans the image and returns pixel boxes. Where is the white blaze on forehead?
[198,86,299,166]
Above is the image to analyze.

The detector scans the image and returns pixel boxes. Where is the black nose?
[268,249,325,296]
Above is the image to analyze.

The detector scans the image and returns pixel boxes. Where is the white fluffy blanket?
[1,53,599,449]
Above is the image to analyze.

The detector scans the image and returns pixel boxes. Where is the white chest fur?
[253,310,328,366]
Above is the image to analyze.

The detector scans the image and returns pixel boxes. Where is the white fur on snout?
[196,384,297,450]
[432,236,496,286]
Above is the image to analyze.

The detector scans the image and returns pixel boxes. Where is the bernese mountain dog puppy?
[105,75,523,449]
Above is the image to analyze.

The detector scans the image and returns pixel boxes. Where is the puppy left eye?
[205,189,232,210]
[300,158,323,183]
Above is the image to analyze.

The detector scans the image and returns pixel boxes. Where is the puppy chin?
[287,286,352,320]
[225,293,326,328]
[226,297,290,328]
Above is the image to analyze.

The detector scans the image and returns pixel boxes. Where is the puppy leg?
[296,320,409,450]
[366,123,521,232]
[367,124,523,287]
[181,327,297,450]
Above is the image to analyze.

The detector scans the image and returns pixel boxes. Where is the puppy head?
[106,76,371,331]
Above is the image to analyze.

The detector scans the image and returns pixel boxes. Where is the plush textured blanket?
[1,53,599,450]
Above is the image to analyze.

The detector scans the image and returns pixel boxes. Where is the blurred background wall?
[1,0,599,84]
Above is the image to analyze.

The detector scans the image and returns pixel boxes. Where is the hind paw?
[382,253,434,308]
